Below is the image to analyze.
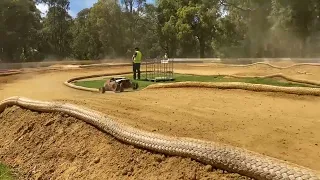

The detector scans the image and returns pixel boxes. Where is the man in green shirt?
[132,47,142,80]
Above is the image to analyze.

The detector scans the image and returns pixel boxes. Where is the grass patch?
[73,80,105,89]
[0,163,14,180]
[73,73,318,90]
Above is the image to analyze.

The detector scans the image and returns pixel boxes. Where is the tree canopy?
[1,0,320,62]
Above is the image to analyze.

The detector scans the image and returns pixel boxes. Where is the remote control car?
[99,77,139,93]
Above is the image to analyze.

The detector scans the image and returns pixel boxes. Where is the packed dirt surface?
[177,63,320,81]
[1,61,320,179]
[0,107,250,180]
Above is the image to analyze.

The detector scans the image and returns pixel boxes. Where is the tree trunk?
[5,47,14,62]
[23,46,28,62]
[129,0,133,13]
[199,37,205,58]
[300,38,307,57]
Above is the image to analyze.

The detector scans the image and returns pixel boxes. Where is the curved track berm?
[0,71,21,77]
[0,96,319,180]
[64,73,320,96]
[145,82,320,96]
[225,62,320,69]
[218,73,320,86]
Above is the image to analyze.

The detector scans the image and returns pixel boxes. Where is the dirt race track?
[0,62,320,179]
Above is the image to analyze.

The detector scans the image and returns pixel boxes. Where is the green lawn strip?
[73,74,318,90]
[74,80,105,89]
[0,163,14,180]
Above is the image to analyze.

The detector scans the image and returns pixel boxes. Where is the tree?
[220,0,272,58]
[71,8,94,59]
[41,6,73,58]
[120,0,149,57]
[157,0,179,57]
[178,0,220,58]
[268,0,316,57]
[2,0,320,62]
[0,0,42,62]
[136,4,163,58]
[223,0,320,58]
[86,0,124,58]
[157,0,221,58]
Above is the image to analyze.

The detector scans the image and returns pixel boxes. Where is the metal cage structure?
[145,58,174,82]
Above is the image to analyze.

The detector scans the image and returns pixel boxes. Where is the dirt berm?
[0,106,250,180]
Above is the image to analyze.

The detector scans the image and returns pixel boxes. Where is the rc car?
[99,77,139,93]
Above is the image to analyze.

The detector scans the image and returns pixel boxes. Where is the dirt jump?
[1,61,320,179]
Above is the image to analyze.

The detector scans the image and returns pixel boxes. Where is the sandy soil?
[177,63,320,81]
[0,62,320,179]
[0,107,249,180]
